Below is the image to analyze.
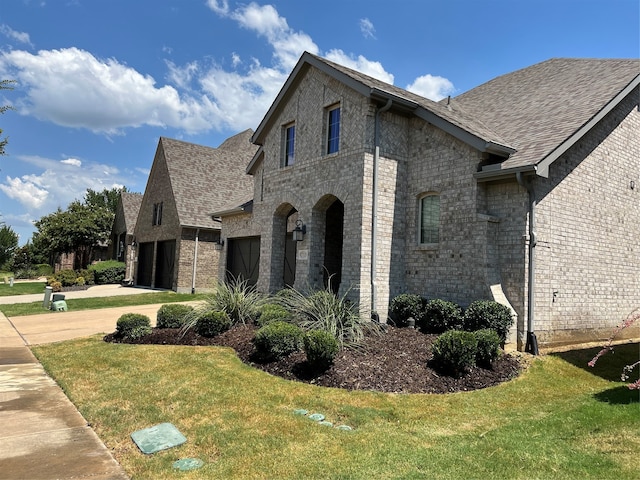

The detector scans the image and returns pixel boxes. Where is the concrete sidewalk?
[0,283,163,305]
[0,287,199,479]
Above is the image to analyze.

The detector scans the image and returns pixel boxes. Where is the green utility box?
[51,300,68,311]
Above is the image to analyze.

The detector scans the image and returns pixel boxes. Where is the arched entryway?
[271,203,300,291]
[313,196,344,294]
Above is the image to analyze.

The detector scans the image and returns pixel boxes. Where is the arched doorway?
[322,198,344,294]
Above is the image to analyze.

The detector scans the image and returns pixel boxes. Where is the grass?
[31,338,639,479]
[0,281,47,296]
[0,292,208,317]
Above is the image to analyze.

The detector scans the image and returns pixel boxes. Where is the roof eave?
[474,164,539,182]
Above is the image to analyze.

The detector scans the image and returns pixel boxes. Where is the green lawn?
[0,281,47,296]
[32,338,639,479]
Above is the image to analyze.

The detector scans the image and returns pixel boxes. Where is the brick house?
[133,130,256,292]
[215,53,639,352]
[110,191,143,282]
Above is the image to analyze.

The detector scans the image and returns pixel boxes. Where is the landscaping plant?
[462,300,514,343]
[256,303,291,327]
[156,303,195,329]
[116,313,152,341]
[253,320,304,361]
[473,328,502,367]
[420,298,463,333]
[388,293,427,327]
[195,310,232,337]
[303,329,339,370]
[432,330,478,376]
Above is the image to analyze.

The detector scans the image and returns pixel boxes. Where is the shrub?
[55,269,77,287]
[253,321,304,361]
[156,304,194,329]
[14,268,37,279]
[75,276,85,286]
[474,329,502,367]
[195,310,231,337]
[35,264,53,277]
[303,329,339,370]
[432,330,478,376]
[420,299,463,333]
[195,277,267,326]
[256,303,291,327]
[50,281,62,292]
[276,285,378,348]
[389,293,427,327]
[462,300,514,344]
[77,268,95,285]
[116,313,152,340]
[89,261,126,285]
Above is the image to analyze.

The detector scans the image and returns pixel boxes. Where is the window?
[284,124,295,166]
[327,106,340,154]
[152,201,163,226]
[419,194,439,244]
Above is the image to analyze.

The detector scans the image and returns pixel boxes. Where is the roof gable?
[454,58,640,177]
[120,192,142,233]
[159,129,257,228]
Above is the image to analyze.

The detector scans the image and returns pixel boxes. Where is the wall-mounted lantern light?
[292,219,306,242]
[214,239,225,251]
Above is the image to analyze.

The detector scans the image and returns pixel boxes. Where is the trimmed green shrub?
[89,261,126,285]
[463,300,514,344]
[50,281,62,292]
[256,303,291,327]
[77,268,95,285]
[389,293,427,327]
[253,321,304,361]
[303,329,339,370]
[195,310,231,337]
[420,299,463,333]
[35,264,53,277]
[55,269,77,287]
[75,276,85,286]
[156,303,195,329]
[474,329,502,367]
[432,330,478,376]
[116,313,152,340]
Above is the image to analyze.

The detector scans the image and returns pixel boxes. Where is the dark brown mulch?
[104,324,524,394]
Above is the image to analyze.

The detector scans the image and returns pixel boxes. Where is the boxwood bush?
[116,313,152,340]
[431,330,478,376]
[89,261,126,285]
[195,310,231,337]
[473,329,502,367]
[419,299,463,333]
[389,293,427,327]
[303,329,339,370]
[256,303,291,327]
[156,304,195,329]
[253,321,304,361]
[462,300,514,344]
[55,269,77,287]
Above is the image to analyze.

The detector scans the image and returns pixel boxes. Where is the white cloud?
[0,154,131,214]
[406,74,455,101]
[325,49,394,84]
[360,18,376,39]
[0,24,33,47]
[206,0,229,15]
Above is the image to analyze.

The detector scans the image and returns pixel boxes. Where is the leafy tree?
[0,79,16,156]
[84,186,126,213]
[0,221,19,268]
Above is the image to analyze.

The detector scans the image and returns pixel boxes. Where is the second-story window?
[327,106,340,154]
[152,201,163,226]
[284,123,295,166]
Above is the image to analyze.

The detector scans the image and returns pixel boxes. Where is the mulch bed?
[104,324,525,394]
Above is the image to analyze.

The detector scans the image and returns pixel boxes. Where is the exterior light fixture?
[630,180,636,190]
[292,219,306,242]
[214,239,225,251]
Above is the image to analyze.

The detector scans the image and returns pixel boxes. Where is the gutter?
[372,98,393,318]
[516,172,539,355]
[191,228,200,294]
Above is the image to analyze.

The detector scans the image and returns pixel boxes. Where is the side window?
[283,123,295,166]
[419,193,439,244]
[326,106,340,154]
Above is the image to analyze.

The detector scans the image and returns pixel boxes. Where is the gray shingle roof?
[452,58,640,171]
[120,192,142,233]
[160,129,257,228]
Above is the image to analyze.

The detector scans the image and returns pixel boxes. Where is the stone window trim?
[417,192,440,245]
[325,104,341,155]
[282,122,295,167]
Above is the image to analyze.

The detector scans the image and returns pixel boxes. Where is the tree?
[0,79,16,157]
[0,221,19,268]
[33,187,125,269]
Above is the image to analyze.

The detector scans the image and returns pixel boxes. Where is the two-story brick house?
[215,53,639,351]
[133,130,256,292]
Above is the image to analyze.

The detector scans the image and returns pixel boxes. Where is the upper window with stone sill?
[326,106,340,155]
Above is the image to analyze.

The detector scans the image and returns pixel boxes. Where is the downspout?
[191,228,200,294]
[516,172,539,355]
[372,98,393,318]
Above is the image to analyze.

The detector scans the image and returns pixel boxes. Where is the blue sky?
[0,0,638,245]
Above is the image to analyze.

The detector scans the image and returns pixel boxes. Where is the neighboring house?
[133,130,256,292]
[215,52,639,351]
[110,191,143,282]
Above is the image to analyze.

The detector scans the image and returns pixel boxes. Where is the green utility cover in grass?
[173,458,204,471]
[131,423,186,454]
